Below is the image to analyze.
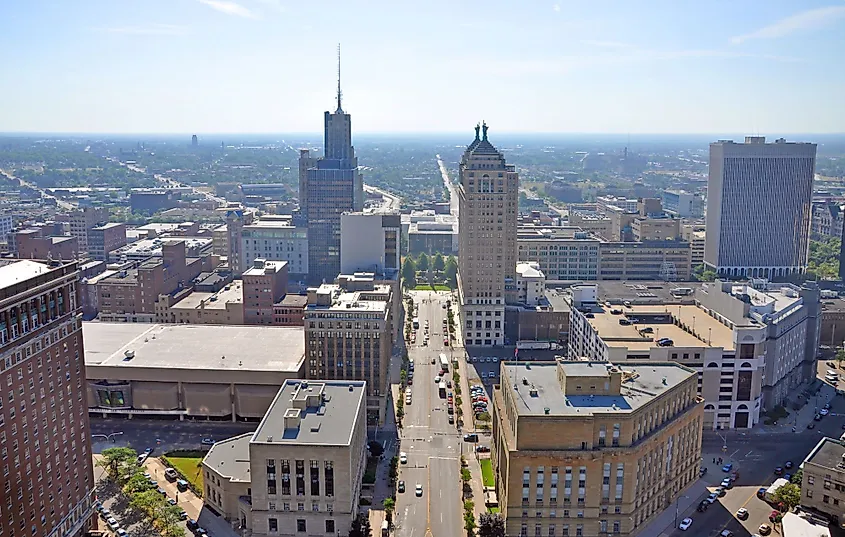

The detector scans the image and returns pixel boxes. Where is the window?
[268,518,278,532]
[326,520,335,533]
[297,519,306,533]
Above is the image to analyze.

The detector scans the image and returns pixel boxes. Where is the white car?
[405,387,412,395]
[405,397,412,405]
[415,483,423,497]
[820,408,830,416]
[400,452,408,464]
[107,517,120,530]
[434,376,441,383]
[679,518,693,531]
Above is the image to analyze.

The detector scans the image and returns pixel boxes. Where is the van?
[177,479,189,492]
[381,520,389,537]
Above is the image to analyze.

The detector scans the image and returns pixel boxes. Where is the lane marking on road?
[729,449,739,459]
[745,450,753,458]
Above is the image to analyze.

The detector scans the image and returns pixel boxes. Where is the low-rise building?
[274,294,307,326]
[801,437,845,524]
[517,226,600,281]
[681,224,706,268]
[402,210,459,255]
[340,211,401,275]
[304,275,394,425]
[566,280,820,429]
[83,322,305,420]
[157,280,244,325]
[88,222,127,261]
[108,236,212,263]
[202,379,367,536]
[597,240,691,281]
[240,216,309,278]
[243,259,289,325]
[491,361,703,537]
[516,262,545,306]
[15,228,79,261]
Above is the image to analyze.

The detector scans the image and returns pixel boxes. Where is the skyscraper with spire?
[458,122,519,347]
[298,45,364,284]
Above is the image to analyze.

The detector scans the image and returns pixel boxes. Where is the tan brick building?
[491,361,703,537]
[801,437,845,524]
[202,380,367,536]
[304,275,393,425]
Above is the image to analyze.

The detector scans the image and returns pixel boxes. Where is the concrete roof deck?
[806,437,845,469]
[82,322,304,372]
[586,304,734,351]
[0,260,51,291]
[503,361,694,417]
[172,281,243,310]
[252,380,365,446]
[203,433,251,482]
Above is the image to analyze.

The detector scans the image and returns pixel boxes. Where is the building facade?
[458,123,519,347]
[67,207,108,253]
[274,295,307,326]
[298,79,364,284]
[491,361,703,537]
[705,137,817,278]
[339,211,400,276]
[241,217,309,279]
[597,240,691,281]
[517,227,600,281]
[88,222,127,261]
[243,259,289,325]
[304,276,393,425]
[226,207,254,275]
[202,380,367,536]
[0,260,96,537]
[662,190,703,218]
[801,437,845,524]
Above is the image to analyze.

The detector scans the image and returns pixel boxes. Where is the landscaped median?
[160,450,205,497]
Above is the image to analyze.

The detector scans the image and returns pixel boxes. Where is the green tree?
[773,482,801,510]
[417,252,430,271]
[461,468,472,484]
[401,257,417,289]
[433,253,445,272]
[123,470,153,495]
[349,514,372,537]
[98,447,139,483]
[790,468,803,485]
[159,505,187,537]
[129,489,162,518]
[383,498,395,524]
[445,256,458,288]
[478,513,506,537]
[836,349,845,369]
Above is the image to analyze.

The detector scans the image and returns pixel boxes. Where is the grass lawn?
[164,455,204,491]
[480,459,494,488]
[413,283,452,292]
[488,507,500,514]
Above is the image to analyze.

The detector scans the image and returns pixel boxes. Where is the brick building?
[88,222,126,261]
[274,295,307,326]
[0,259,96,537]
[15,229,79,261]
[243,259,289,325]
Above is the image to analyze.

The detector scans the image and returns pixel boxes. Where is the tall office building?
[457,123,519,347]
[705,136,816,278]
[298,51,364,284]
[0,259,96,537]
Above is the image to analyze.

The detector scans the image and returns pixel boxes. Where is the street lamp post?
[674,495,688,529]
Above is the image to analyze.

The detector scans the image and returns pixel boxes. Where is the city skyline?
[2,0,844,134]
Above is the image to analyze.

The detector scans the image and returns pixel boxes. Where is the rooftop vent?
[349,384,354,392]
[529,386,539,397]
[662,377,667,385]
[124,350,135,359]
[612,403,618,410]
[544,407,550,415]
[522,378,529,386]
[283,408,301,430]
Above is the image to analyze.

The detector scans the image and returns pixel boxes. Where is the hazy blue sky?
[2,0,844,134]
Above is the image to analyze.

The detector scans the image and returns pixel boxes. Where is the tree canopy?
[97,447,139,484]
[417,252,430,271]
[433,253,445,271]
[478,513,506,537]
[401,257,417,289]
[773,482,801,510]
[445,256,458,288]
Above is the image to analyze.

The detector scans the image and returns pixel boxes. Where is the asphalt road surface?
[395,290,463,537]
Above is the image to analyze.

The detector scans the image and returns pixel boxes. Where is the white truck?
[765,478,789,503]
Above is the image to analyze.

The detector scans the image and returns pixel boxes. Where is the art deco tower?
[457,123,519,347]
[298,47,364,284]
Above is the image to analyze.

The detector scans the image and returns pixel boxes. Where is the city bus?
[439,354,449,372]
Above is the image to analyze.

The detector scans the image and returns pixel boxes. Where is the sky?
[1,0,844,134]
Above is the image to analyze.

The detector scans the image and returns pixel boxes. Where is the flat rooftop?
[595,281,701,304]
[306,284,391,313]
[252,380,365,446]
[586,304,734,350]
[503,361,694,417]
[805,437,845,470]
[203,433,251,482]
[0,260,51,291]
[83,322,304,372]
[172,281,243,310]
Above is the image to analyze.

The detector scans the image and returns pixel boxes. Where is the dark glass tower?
[298,48,363,284]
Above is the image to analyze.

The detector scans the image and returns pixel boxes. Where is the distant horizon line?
[1,131,843,138]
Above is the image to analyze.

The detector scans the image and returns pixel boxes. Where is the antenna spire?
[336,43,343,114]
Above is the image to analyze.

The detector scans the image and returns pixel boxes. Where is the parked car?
[774,466,783,476]
[475,446,490,453]
[737,508,749,520]
[187,519,199,531]
[722,463,733,472]
[107,518,120,530]
[201,438,215,446]
[400,452,408,464]
[759,524,772,535]
[808,422,816,429]
[679,518,693,531]
[398,481,405,493]
[164,467,178,481]
[464,434,478,442]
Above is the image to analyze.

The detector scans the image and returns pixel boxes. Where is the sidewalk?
[455,348,488,521]
[752,378,833,435]
[636,450,740,537]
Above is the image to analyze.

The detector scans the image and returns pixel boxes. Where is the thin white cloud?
[552,4,561,12]
[581,39,631,49]
[731,5,845,44]
[197,0,256,18]
[100,24,189,36]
